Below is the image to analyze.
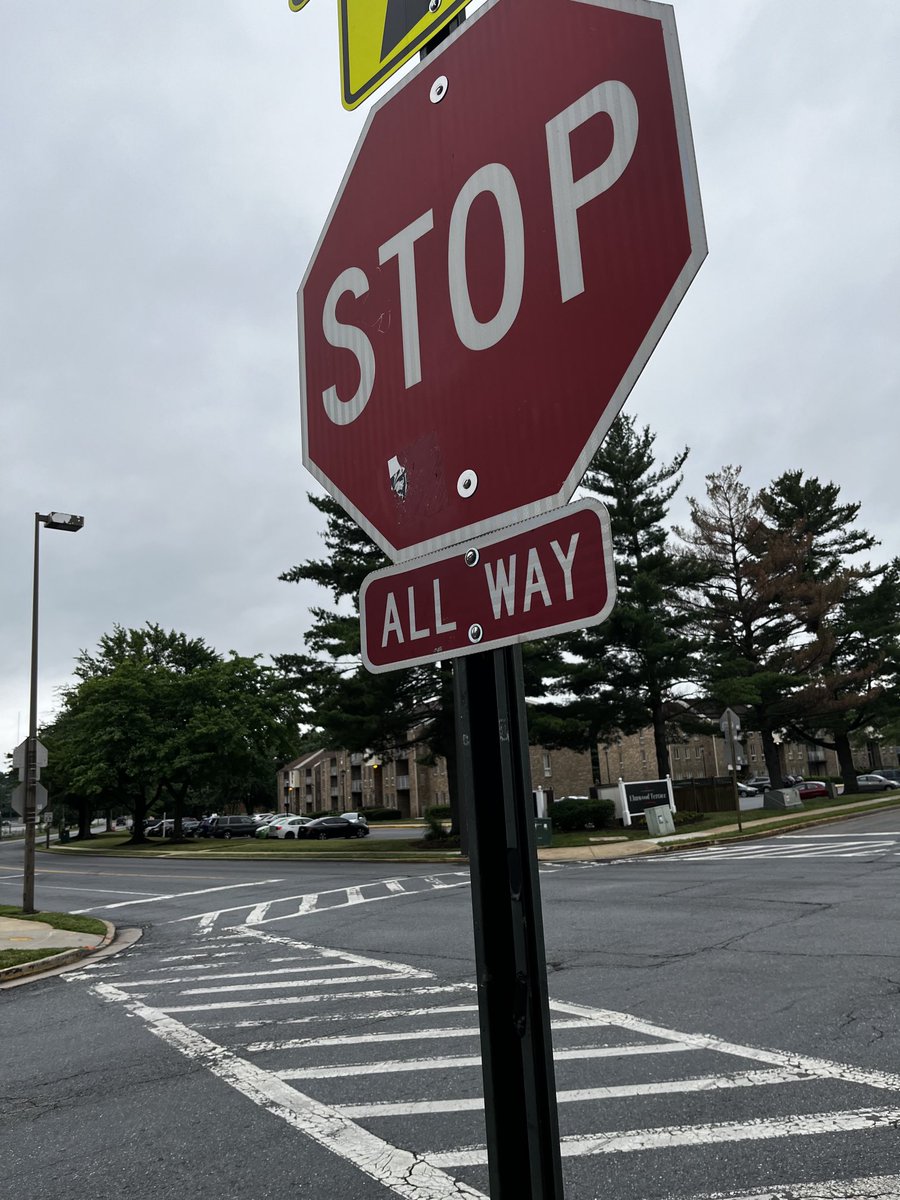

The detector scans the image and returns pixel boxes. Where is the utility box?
[645,804,675,837]
[764,788,803,811]
[533,818,553,847]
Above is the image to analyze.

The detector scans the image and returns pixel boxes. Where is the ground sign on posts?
[299,0,707,563]
[360,499,616,671]
[617,776,676,827]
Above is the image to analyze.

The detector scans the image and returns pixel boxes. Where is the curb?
[0,919,116,983]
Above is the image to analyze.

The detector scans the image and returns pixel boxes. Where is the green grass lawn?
[0,948,66,970]
[49,831,454,857]
[0,904,108,937]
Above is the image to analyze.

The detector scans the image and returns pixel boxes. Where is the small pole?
[727,709,743,832]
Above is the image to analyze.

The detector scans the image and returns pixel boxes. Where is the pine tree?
[557,415,704,778]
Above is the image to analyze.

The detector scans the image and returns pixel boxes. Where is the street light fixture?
[23,510,84,913]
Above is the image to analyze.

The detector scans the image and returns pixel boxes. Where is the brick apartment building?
[278,725,868,818]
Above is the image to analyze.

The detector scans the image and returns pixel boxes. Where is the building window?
[542,752,551,778]
[673,746,681,760]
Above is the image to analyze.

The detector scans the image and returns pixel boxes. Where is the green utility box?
[533,817,553,847]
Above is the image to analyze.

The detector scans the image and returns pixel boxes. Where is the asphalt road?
[3,811,900,1199]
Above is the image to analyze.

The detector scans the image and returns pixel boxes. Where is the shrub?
[425,804,452,820]
[672,809,705,826]
[551,797,615,832]
[423,814,448,841]
[359,806,403,821]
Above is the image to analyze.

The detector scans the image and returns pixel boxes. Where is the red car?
[796,780,829,800]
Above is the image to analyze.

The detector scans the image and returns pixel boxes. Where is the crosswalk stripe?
[425,1106,900,1167]
[337,1068,812,1117]
[274,1041,695,1081]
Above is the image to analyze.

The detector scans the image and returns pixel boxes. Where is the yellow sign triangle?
[338,0,469,110]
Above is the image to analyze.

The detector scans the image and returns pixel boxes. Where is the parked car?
[744,776,770,790]
[209,815,258,839]
[736,782,758,797]
[145,819,174,837]
[297,816,370,840]
[252,812,276,824]
[196,817,216,838]
[796,780,830,800]
[268,816,313,839]
[342,812,369,826]
[855,774,900,793]
[869,767,900,783]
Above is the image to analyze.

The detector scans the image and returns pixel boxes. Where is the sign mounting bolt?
[457,469,477,498]
[430,76,449,104]
[464,548,480,567]
[468,623,483,644]
[428,0,441,10]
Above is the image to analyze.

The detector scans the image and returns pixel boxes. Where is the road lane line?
[236,1004,479,1039]
[72,878,286,913]
[424,1107,900,1167]
[258,882,472,925]
[338,1067,811,1118]
[274,1042,696,1081]
[85,980,486,1200]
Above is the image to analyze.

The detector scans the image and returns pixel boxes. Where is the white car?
[268,816,312,839]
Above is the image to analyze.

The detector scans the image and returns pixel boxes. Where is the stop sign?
[299,0,706,561]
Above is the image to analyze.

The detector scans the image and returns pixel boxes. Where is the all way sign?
[360,500,615,671]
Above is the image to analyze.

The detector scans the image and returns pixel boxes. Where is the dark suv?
[210,815,258,839]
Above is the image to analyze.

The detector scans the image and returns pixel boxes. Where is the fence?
[672,776,742,814]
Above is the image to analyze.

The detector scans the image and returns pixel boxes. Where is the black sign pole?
[454,646,565,1199]
[419,19,563,1196]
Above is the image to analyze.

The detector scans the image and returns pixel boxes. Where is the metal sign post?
[720,708,743,832]
[454,645,565,1199]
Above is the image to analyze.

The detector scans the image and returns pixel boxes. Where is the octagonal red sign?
[299,0,706,561]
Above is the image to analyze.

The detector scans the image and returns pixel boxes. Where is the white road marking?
[245,902,272,925]
[86,980,486,1200]
[548,999,900,1092]
[72,878,286,913]
[246,1017,600,1053]
[193,988,477,1028]
[161,978,442,1013]
[424,1107,900,1167]
[114,962,371,988]
[169,871,471,926]
[680,1174,900,1199]
[274,1041,696,1081]
[338,1068,811,1118]
[168,969,431,999]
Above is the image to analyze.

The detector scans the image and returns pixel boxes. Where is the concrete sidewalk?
[0,915,107,953]
[537,793,900,861]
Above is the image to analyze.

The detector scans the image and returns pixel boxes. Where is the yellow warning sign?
[339,0,469,110]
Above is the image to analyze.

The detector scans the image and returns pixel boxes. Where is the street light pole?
[23,511,84,914]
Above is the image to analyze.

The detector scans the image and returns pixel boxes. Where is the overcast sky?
[2,1,898,760]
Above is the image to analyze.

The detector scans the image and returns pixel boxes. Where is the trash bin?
[58,827,70,842]
[533,817,552,847]
[645,805,675,837]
